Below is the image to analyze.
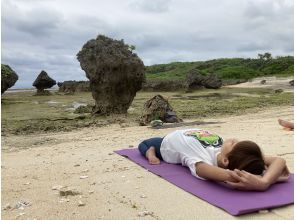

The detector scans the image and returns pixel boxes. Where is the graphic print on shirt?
[184,129,223,148]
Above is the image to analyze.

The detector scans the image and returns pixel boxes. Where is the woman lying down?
[138,128,290,191]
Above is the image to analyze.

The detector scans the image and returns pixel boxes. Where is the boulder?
[289,80,294,86]
[260,80,266,84]
[32,70,56,95]
[77,35,145,115]
[186,69,222,90]
[1,64,18,94]
[139,95,182,125]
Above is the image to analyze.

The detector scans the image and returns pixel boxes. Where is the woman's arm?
[264,156,289,183]
[196,162,238,182]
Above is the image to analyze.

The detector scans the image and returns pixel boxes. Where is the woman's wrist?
[260,177,270,190]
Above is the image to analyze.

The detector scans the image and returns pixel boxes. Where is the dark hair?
[227,140,265,175]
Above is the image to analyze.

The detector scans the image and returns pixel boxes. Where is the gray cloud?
[2,1,63,37]
[1,0,294,89]
[128,0,171,13]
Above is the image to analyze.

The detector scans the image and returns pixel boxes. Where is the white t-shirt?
[160,128,223,180]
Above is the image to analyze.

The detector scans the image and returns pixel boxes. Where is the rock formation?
[140,95,182,125]
[186,69,222,90]
[58,81,90,93]
[77,35,145,114]
[1,64,18,94]
[32,70,56,95]
[142,79,185,91]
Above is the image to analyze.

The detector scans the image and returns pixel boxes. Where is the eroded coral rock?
[32,70,56,95]
[77,35,145,114]
[1,64,18,94]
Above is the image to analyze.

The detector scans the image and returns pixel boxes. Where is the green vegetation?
[1,64,14,77]
[2,88,294,135]
[145,55,294,81]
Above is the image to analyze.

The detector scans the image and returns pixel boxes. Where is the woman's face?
[221,138,239,156]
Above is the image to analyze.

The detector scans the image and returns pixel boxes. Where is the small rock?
[74,164,80,167]
[88,190,94,194]
[79,175,88,179]
[121,175,126,178]
[140,195,147,198]
[259,209,269,214]
[59,187,81,196]
[52,185,64,191]
[78,200,85,206]
[15,212,26,219]
[132,204,138,209]
[59,198,70,203]
[260,80,266,84]
[150,120,163,127]
[3,203,11,210]
[81,169,89,173]
[128,145,134,148]
[108,153,114,155]
[14,200,31,210]
[136,175,143,179]
[138,211,153,217]
[23,182,31,185]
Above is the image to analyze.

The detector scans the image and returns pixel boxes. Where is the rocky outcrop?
[1,64,18,94]
[58,81,90,93]
[32,70,56,95]
[186,69,222,90]
[142,79,185,91]
[140,95,182,125]
[77,35,145,114]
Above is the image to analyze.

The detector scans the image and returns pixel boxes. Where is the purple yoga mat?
[115,148,294,216]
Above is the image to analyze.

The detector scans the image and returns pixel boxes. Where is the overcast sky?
[2,0,294,88]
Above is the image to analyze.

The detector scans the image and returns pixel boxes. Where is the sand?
[226,76,294,92]
[1,105,294,220]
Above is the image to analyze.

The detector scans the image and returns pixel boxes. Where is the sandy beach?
[1,105,294,220]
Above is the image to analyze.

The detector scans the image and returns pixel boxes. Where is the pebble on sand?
[79,175,89,179]
[59,187,81,196]
[138,211,154,217]
[78,200,86,206]
[2,203,11,210]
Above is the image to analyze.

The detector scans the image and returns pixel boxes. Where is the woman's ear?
[222,157,229,168]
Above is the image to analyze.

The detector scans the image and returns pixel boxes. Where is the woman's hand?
[276,166,290,182]
[226,169,269,191]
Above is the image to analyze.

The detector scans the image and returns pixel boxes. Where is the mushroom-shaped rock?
[32,70,56,94]
[140,95,182,125]
[77,35,145,114]
[1,64,18,94]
